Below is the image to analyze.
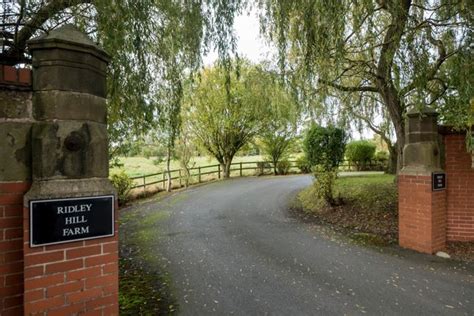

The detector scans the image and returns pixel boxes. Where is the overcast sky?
[203,11,274,65]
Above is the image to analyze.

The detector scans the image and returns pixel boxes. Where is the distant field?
[111,155,267,177]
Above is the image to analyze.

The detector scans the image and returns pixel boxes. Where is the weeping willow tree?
[0,0,244,154]
[260,0,473,172]
[183,60,279,178]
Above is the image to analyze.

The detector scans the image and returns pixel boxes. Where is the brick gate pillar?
[0,66,33,315]
[23,25,118,315]
[399,107,446,254]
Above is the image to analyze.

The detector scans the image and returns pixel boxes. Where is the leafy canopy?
[0,0,244,144]
[260,0,473,161]
[183,60,277,175]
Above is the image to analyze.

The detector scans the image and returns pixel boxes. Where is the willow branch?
[318,78,378,92]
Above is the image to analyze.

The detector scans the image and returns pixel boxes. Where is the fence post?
[162,172,165,190]
[218,164,221,179]
[240,162,243,177]
[143,175,146,192]
[198,167,201,183]
[179,169,182,187]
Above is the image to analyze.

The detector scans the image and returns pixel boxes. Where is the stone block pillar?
[22,25,118,315]
[398,107,446,254]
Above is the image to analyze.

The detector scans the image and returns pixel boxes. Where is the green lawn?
[334,174,397,210]
[335,173,395,191]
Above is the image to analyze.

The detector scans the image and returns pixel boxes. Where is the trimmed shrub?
[303,125,347,171]
[375,150,389,162]
[312,164,337,205]
[296,156,312,174]
[110,170,134,205]
[276,159,291,175]
[345,140,376,171]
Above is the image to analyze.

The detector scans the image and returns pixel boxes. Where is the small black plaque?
[432,172,446,191]
[30,195,114,247]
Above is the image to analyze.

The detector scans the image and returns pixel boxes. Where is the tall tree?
[154,57,183,192]
[259,78,299,174]
[260,0,472,172]
[183,61,274,178]
[174,123,197,188]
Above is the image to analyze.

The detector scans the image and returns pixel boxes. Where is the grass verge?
[119,205,177,315]
[294,173,398,245]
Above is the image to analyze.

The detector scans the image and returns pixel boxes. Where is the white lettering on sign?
[62,226,90,236]
[64,215,88,225]
[57,205,92,237]
[56,204,92,214]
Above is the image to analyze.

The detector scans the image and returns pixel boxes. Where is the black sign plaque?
[30,195,114,247]
[432,172,446,191]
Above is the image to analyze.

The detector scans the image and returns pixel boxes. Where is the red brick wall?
[0,65,32,87]
[23,203,119,315]
[444,134,474,241]
[398,175,446,253]
[0,182,31,316]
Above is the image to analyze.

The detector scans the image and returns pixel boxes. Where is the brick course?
[444,134,474,241]
[0,65,32,87]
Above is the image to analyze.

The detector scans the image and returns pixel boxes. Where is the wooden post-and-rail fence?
[129,159,386,191]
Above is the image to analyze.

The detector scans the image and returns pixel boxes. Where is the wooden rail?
[129,159,386,190]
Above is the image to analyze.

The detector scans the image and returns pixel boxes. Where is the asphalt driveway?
[126,175,474,315]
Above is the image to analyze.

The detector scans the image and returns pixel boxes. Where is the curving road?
[133,175,474,315]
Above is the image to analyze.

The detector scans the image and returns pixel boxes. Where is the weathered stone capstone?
[28,24,109,97]
[401,107,442,175]
[27,24,110,181]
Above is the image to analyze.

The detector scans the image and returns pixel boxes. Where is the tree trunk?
[165,145,172,192]
[376,85,405,174]
[222,160,232,178]
[395,126,405,174]
[183,167,190,187]
[374,0,410,174]
[387,144,398,174]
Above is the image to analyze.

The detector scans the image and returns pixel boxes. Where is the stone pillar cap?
[407,106,439,117]
[27,24,110,63]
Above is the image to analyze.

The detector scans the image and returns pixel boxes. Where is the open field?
[111,155,268,177]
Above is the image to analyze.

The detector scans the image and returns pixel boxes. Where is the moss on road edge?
[119,201,178,315]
